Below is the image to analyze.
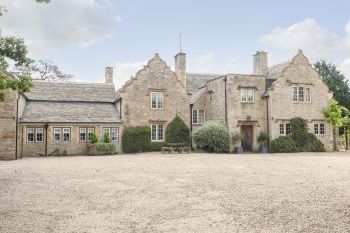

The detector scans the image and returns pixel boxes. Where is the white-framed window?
[151,92,164,109]
[36,128,43,143]
[293,86,311,103]
[151,123,164,142]
[27,128,35,142]
[103,127,110,139]
[192,109,205,124]
[279,123,292,135]
[80,128,87,142]
[240,88,254,103]
[102,127,119,142]
[53,128,61,142]
[63,128,70,142]
[314,123,325,135]
[87,128,95,142]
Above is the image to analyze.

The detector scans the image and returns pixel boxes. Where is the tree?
[314,60,350,110]
[324,99,343,151]
[17,60,73,82]
[165,116,190,145]
[0,0,50,101]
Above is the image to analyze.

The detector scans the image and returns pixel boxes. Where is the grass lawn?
[1,152,350,232]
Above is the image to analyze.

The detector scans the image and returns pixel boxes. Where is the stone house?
[0,49,335,159]
[0,70,123,159]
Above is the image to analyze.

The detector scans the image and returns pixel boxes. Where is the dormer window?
[151,92,164,109]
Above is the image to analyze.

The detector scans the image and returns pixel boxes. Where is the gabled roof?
[186,73,222,94]
[266,61,290,80]
[190,86,207,104]
[21,101,122,123]
[24,80,117,103]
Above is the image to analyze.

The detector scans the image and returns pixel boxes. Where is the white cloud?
[113,61,146,89]
[1,0,121,55]
[339,58,350,81]
[259,18,350,80]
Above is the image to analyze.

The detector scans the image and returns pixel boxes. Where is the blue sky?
[2,0,350,88]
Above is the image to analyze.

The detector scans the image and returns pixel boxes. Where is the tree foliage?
[314,60,350,110]
[17,60,73,82]
[165,116,190,145]
[324,99,343,127]
[192,121,230,153]
[270,136,298,153]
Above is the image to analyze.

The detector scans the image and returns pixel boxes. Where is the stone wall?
[267,51,334,151]
[118,54,190,132]
[0,89,17,160]
[19,124,123,157]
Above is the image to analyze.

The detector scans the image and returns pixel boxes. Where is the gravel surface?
[1,152,350,233]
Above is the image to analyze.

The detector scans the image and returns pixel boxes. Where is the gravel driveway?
[1,152,350,233]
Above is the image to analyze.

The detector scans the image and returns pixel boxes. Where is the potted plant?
[257,132,269,153]
[231,132,243,153]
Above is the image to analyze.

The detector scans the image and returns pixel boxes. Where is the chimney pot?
[253,51,268,75]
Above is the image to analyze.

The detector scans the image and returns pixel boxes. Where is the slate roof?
[266,61,290,80]
[24,80,117,102]
[21,80,122,123]
[186,73,223,94]
[190,86,207,104]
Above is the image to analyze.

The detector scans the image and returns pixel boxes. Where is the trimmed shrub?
[88,143,116,155]
[270,136,298,153]
[303,133,326,152]
[103,132,110,143]
[150,142,166,151]
[90,132,98,144]
[291,117,309,151]
[192,121,230,153]
[257,132,269,145]
[122,126,151,153]
[165,116,190,145]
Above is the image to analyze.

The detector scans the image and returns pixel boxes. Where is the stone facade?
[19,124,123,157]
[117,54,190,134]
[0,89,17,160]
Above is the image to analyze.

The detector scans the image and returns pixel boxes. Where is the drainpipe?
[44,122,48,156]
[266,97,270,151]
[223,75,228,126]
[190,103,193,150]
[119,98,122,120]
[15,94,19,160]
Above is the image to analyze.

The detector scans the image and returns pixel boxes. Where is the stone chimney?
[253,51,268,75]
[175,52,186,87]
[105,66,113,84]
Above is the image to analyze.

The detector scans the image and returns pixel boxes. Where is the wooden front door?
[241,125,253,151]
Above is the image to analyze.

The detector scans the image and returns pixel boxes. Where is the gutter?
[266,97,270,151]
[44,122,48,156]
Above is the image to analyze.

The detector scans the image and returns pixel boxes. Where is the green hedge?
[88,143,116,155]
[192,121,230,153]
[303,133,326,152]
[165,116,190,145]
[122,126,168,153]
[270,136,298,153]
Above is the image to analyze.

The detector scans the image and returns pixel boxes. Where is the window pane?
[80,128,86,142]
[314,124,319,135]
[158,124,164,141]
[88,128,94,142]
[241,89,247,102]
[247,89,254,102]
[54,128,61,142]
[151,93,157,109]
[293,87,298,102]
[36,128,43,142]
[298,87,304,102]
[306,88,311,102]
[279,124,285,135]
[111,128,118,141]
[63,128,70,142]
[320,124,325,135]
[192,109,198,124]
[198,110,204,124]
[151,125,157,141]
[286,124,291,135]
[157,92,163,108]
[27,128,34,142]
